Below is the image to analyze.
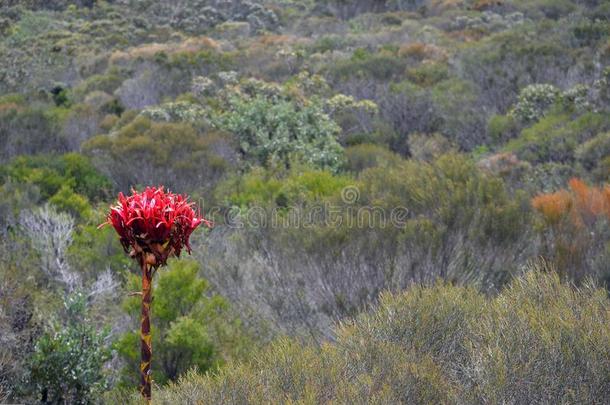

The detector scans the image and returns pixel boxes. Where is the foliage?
[0,103,65,163]
[140,101,210,127]
[19,204,80,291]
[24,293,111,404]
[199,154,534,338]
[0,153,111,202]
[576,131,610,180]
[109,268,610,404]
[115,260,252,386]
[327,48,406,82]
[510,83,561,123]
[212,78,345,172]
[506,110,610,164]
[220,166,354,208]
[344,143,402,172]
[1,0,609,401]
[408,133,456,161]
[532,178,610,280]
[458,23,589,112]
[487,113,519,144]
[83,116,236,192]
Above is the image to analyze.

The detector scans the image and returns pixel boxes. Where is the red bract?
[101,187,211,262]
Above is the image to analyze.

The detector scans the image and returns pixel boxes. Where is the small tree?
[100,187,211,402]
[26,293,110,404]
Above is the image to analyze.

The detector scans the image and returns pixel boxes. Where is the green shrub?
[430,78,487,150]
[83,117,235,192]
[24,293,111,404]
[345,143,402,172]
[5,11,57,44]
[48,184,92,219]
[576,131,610,172]
[467,268,610,403]
[0,153,111,202]
[406,62,449,87]
[487,113,519,144]
[115,260,252,386]
[407,133,456,161]
[506,111,610,164]
[309,34,350,53]
[459,26,579,111]
[327,49,406,81]
[510,83,561,123]
[360,154,530,247]
[212,81,344,172]
[219,167,353,208]
[201,153,533,340]
[74,69,124,99]
[67,218,132,282]
[0,105,65,163]
[108,268,610,404]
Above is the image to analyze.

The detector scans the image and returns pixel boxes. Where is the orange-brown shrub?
[531,190,573,225]
[532,178,610,226]
[109,37,220,64]
[472,0,503,12]
[398,42,447,62]
[0,102,24,114]
[532,178,610,280]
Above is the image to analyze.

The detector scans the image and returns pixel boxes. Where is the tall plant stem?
[139,255,153,403]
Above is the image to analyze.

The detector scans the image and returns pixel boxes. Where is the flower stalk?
[100,187,211,402]
[139,253,153,402]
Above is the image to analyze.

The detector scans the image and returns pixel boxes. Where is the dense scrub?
[108,268,610,404]
[0,0,609,402]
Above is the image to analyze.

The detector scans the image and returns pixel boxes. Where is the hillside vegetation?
[109,267,610,404]
[0,0,609,403]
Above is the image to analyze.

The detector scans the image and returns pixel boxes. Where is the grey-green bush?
[106,265,610,404]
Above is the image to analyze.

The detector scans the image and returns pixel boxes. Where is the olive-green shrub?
[107,267,610,404]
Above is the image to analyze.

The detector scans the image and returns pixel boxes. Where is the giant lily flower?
[102,186,212,263]
[101,186,211,403]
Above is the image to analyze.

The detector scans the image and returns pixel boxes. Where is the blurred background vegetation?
[0,0,609,403]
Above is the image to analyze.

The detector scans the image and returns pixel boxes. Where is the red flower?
[101,187,211,262]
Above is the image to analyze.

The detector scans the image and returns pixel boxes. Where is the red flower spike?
[100,187,212,265]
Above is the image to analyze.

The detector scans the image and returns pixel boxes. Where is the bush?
[510,83,561,123]
[406,62,449,87]
[468,268,610,403]
[74,70,124,99]
[487,113,519,144]
[378,80,442,154]
[506,111,610,164]
[24,293,111,404]
[531,178,610,280]
[0,153,111,202]
[430,78,489,150]
[218,166,353,208]
[115,260,252,386]
[61,103,104,150]
[212,79,344,172]
[83,117,236,192]
[576,131,610,174]
[408,133,456,161]
[327,49,406,82]
[197,154,534,338]
[344,143,402,172]
[459,26,583,112]
[0,104,66,163]
[107,268,610,404]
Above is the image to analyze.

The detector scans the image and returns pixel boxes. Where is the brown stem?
[139,255,153,404]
